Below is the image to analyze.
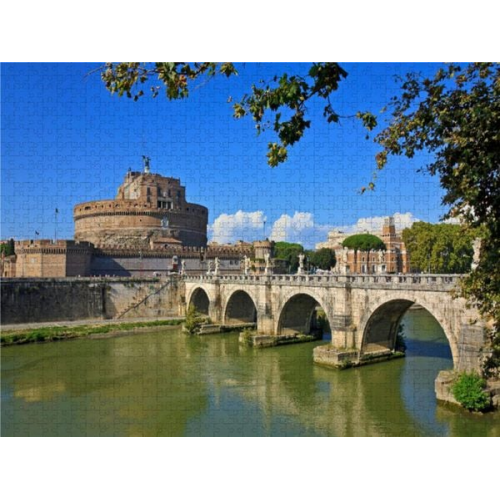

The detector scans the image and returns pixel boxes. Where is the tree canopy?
[0,239,15,256]
[100,62,349,167]
[308,248,336,270]
[342,234,386,252]
[274,242,304,272]
[365,63,499,374]
[402,222,474,274]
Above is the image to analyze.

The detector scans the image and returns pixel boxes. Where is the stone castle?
[74,165,208,249]
[3,159,266,278]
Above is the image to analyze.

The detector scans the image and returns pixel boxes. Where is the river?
[2,309,499,436]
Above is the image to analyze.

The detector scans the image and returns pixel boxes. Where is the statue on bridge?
[243,255,251,275]
[206,260,213,275]
[264,253,270,275]
[297,253,305,275]
[471,238,482,271]
[214,257,220,276]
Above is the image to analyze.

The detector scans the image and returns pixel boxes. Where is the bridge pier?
[330,315,355,350]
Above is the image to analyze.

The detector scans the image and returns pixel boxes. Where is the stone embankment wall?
[0,277,181,325]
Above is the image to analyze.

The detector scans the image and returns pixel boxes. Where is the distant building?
[316,217,410,274]
[315,230,347,251]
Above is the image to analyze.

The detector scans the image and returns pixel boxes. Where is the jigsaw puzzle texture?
[1,63,499,437]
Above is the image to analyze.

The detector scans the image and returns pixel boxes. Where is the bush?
[452,372,490,412]
[240,328,256,345]
[184,305,205,335]
[342,234,386,251]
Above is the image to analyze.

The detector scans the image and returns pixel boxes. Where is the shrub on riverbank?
[452,372,491,412]
[183,305,210,335]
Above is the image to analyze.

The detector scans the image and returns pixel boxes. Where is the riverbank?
[0,317,184,346]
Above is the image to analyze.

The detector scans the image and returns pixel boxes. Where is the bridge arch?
[223,290,257,325]
[358,294,459,366]
[277,292,332,337]
[187,286,211,316]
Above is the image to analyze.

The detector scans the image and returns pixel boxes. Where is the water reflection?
[2,311,499,436]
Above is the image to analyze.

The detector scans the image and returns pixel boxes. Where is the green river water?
[2,309,499,436]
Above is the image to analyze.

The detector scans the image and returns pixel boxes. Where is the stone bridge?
[182,273,486,372]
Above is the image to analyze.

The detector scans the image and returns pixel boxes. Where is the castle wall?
[89,253,243,277]
[14,240,93,278]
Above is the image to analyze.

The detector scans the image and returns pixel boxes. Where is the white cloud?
[209,210,266,244]
[336,212,420,234]
[209,210,420,248]
[270,212,331,248]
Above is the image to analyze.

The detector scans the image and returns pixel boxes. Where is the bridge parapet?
[183,273,463,291]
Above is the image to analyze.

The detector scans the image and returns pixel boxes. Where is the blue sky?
[1,63,449,248]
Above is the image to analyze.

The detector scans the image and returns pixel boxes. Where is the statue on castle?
[142,155,151,174]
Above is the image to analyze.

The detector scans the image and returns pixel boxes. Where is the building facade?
[317,217,410,274]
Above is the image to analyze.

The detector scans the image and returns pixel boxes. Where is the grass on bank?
[1,319,184,346]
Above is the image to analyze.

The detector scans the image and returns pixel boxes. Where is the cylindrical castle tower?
[74,164,208,249]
